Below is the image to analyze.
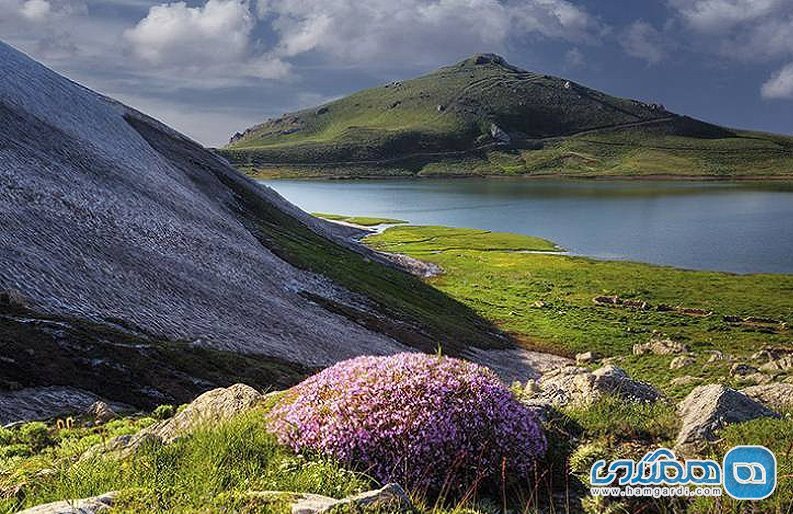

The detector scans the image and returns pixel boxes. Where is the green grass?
[368,226,559,253]
[366,225,793,393]
[311,213,407,227]
[690,412,793,514]
[1,411,372,513]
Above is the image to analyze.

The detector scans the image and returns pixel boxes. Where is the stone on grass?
[85,384,263,458]
[741,383,793,410]
[86,401,116,424]
[529,365,661,408]
[760,356,793,373]
[675,384,778,450]
[18,492,116,514]
[730,363,759,377]
[633,337,688,356]
[670,356,695,370]
[575,351,598,365]
[249,484,414,514]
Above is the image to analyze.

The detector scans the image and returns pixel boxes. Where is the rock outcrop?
[85,384,264,458]
[633,337,688,356]
[675,384,778,449]
[741,382,793,410]
[526,365,662,407]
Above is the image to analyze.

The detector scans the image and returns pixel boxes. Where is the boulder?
[669,356,695,370]
[575,351,598,365]
[633,337,688,356]
[675,384,778,449]
[729,363,759,377]
[741,383,793,410]
[760,355,793,373]
[86,401,116,424]
[17,492,116,514]
[248,484,413,514]
[528,365,661,408]
[86,384,263,458]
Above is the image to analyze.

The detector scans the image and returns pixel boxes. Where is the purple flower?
[267,353,546,494]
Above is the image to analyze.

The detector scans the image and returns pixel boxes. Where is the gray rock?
[247,484,413,514]
[706,350,724,364]
[293,484,413,514]
[85,384,263,458]
[17,492,116,514]
[760,356,793,373]
[575,351,598,365]
[675,384,778,449]
[86,402,116,424]
[730,363,759,377]
[528,365,661,407]
[633,337,688,356]
[741,383,793,410]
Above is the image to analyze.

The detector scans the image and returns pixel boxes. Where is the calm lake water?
[262,179,793,274]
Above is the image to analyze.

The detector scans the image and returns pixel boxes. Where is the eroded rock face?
[675,384,778,449]
[742,383,793,410]
[527,365,662,407]
[17,492,116,514]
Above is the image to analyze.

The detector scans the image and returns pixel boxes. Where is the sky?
[2,0,793,147]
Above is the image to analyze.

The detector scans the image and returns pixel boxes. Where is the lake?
[262,179,793,274]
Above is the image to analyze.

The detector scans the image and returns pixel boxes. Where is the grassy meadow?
[366,225,793,395]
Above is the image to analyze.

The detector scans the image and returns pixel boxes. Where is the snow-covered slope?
[0,41,411,366]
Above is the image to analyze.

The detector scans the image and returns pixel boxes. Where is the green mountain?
[221,53,793,179]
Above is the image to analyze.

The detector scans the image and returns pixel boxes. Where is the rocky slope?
[221,53,793,178]
[0,42,552,419]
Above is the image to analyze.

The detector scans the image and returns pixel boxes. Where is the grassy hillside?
[219,54,793,179]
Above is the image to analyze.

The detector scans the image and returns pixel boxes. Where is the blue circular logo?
[723,445,777,500]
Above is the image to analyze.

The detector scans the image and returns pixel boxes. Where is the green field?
[311,212,407,227]
[219,54,793,179]
[366,225,793,394]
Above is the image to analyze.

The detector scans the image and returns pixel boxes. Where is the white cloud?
[124,0,289,78]
[762,62,793,99]
[261,0,603,65]
[668,0,785,32]
[20,0,52,21]
[621,21,666,64]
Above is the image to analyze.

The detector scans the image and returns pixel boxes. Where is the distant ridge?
[221,53,793,179]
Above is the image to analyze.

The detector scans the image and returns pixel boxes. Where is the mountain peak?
[458,53,513,68]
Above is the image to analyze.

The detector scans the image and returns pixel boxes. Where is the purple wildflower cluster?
[267,353,547,493]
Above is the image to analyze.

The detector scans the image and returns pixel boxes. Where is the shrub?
[153,405,176,420]
[267,353,547,494]
[18,422,51,451]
